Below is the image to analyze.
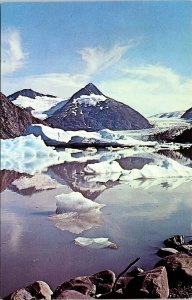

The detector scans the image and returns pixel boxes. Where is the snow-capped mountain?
[150,111,185,119]
[0,92,45,139]
[7,88,67,120]
[46,83,152,131]
[181,107,192,121]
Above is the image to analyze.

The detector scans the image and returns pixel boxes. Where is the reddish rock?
[55,290,93,299]
[164,235,184,249]
[0,92,46,139]
[89,270,116,295]
[124,266,169,298]
[157,247,179,257]
[27,281,53,300]
[155,253,192,286]
[4,288,33,300]
[53,276,96,298]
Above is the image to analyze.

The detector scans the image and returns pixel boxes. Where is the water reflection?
[49,192,105,234]
[0,169,24,192]
[1,147,192,298]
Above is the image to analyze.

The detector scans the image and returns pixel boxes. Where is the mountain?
[8,88,57,100]
[150,111,185,119]
[7,88,66,120]
[0,92,46,139]
[46,83,152,131]
[181,107,192,121]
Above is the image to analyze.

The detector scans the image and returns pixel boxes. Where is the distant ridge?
[8,88,57,101]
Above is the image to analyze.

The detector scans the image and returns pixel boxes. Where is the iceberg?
[74,237,117,249]
[49,192,106,234]
[1,135,69,175]
[25,124,157,147]
[84,157,192,180]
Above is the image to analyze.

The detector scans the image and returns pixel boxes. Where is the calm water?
[1,149,192,297]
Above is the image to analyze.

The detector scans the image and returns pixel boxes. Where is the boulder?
[164,235,184,249]
[4,288,33,300]
[180,244,192,254]
[157,247,179,257]
[27,281,53,300]
[155,253,192,286]
[53,276,96,298]
[124,266,169,298]
[89,270,115,295]
[55,290,93,299]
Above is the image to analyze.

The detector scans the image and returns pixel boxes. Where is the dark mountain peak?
[8,89,57,101]
[181,107,192,121]
[71,83,103,100]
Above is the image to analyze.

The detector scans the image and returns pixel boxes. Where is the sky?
[1,1,192,116]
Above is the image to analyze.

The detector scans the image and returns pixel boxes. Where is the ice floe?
[1,135,68,174]
[49,192,105,234]
[84,157,192,181]
[74,237,117,249]
[25,124,157,147]
[55,192,105,214]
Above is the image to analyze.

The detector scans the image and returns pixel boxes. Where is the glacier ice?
[1,134,69,175]
[25,124,157,147]
[49,192,105,234]
[84,157,192,180]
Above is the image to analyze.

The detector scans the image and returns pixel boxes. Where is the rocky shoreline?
[3,235,192,299]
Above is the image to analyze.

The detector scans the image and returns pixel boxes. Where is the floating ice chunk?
[55,192,105,214]
[49,192,105,234]
[84,161,122,175]
[85,157,192,180]
[121,158,192,180]
[25,124,157,147]
[1,135,68,174]
[75,237,117,249]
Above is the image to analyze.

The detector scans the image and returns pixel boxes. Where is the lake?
[1,148,192,298]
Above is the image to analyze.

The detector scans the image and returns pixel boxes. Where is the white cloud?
[2,29,28,75]
[2,72,89,98]
[78,43,132,76]
[99,64,192,116]
[2,36,191,116]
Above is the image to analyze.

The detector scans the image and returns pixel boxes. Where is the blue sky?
[2,1,192,116]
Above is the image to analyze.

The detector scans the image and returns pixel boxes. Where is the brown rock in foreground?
[124,266,169,298]
[55,290,94,299]
[53,276,96,298]
[4,281,53,300]
[0,92,46,139]
[155,253,192,286]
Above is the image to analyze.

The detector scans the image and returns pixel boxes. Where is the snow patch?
[12,95,65,120]
[73,94,107,106]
